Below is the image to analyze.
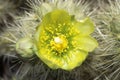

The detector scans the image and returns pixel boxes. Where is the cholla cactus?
[0,0,99,80]
[90,0,120,80]
[0,0,16,26]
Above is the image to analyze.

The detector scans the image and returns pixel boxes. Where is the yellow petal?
[62,50,88,70]
[74,36,98,52]
[74,18,95,36]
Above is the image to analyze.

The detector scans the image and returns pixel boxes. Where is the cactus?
[90,0,120,80]
[0,0,16,27]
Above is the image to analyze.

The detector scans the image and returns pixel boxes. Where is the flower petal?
[74,18,95,36]
[36,46,88,70]
[74,35,98,52]
[36,47,64,69]
[62,50,88,70]
[41,9,71,26]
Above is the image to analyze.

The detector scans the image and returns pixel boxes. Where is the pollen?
[54,37,62,44]
[50,35,68,52]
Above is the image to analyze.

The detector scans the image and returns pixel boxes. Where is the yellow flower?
[35,9,98,70]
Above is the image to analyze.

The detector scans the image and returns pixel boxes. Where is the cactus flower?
[35,10,98,70]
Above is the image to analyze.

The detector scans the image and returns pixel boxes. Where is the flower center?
[50,35,68,52]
